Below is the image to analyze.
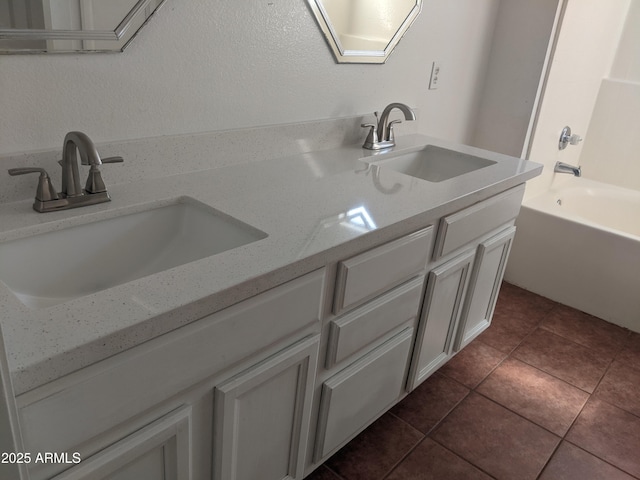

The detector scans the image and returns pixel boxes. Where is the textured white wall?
[0,0,500,156]
[579,79,640,190]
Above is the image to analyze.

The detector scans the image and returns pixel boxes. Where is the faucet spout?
[554,161,582,177]
[377,103,416,142]
[61,131,102,197]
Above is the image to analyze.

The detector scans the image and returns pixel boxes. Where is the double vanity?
[0,130,541,480]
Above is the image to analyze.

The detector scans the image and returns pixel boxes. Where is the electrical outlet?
[429,61,441,90]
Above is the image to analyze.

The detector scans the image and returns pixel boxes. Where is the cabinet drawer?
[434,184,524,258]
[326,276,423,368]
[314,328,413,461]
[333,226,433,314]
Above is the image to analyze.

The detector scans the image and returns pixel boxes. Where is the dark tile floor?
[308,282,640,480]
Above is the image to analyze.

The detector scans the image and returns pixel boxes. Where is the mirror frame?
[307,0,423,64]
[0,0,167,54]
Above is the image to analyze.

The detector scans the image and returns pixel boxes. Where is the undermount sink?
[0,198,267,309]
[366,145,496,182]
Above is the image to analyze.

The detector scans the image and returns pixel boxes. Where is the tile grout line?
[380,387,474,479]
[491,301,639,479]
[429,437,498,479]
[322,464,347,480]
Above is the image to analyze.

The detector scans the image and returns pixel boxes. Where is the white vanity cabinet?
[408,185,524,390]
[16,269,326,480]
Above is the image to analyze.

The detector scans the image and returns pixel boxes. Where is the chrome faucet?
[554,161,581,177]
[362,103,416,150]
[8,131,123,212]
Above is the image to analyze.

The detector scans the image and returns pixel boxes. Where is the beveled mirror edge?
[0,0,167,54]
[307,0,423,64]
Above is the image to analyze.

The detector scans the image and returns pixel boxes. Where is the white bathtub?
[505,177,640,333]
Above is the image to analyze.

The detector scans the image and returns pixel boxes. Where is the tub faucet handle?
[559,126,583,150]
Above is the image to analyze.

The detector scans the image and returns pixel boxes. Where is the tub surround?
[578,78,640,191]
[0,129,541,396]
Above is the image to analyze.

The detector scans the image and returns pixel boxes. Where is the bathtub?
[505,177,640,333]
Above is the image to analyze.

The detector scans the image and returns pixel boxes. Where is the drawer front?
[314,328,413,461]
[434,184,524,258]
[333,226,434,314]
[18,269,326,457]
[326,276,424,368]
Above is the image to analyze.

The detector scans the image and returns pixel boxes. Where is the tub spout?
[554,161,581,177]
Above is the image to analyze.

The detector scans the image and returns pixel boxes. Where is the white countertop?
[0,134,541,394]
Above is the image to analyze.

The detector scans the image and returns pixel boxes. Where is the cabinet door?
[408,250,475,391]
[455,226,516,350]
[52,407,191,480]
[213,336,319,480]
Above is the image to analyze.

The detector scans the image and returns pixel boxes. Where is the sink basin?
[367,145,496,182]
[0,198,267,309]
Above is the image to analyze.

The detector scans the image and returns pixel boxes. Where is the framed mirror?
[307,0,423,64]
[0,0,167,54]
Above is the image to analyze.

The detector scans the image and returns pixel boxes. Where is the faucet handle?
[386,119,403,143]
[84,165,107,194]
[361,123,379,149]
[8,168,59,201]
[101,156,124,164]
[83,157,123,194]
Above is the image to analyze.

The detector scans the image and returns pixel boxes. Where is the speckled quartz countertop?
[0,134,541,395]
